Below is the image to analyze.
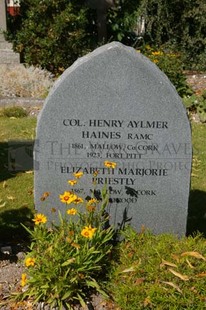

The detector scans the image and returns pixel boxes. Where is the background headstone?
[34,42,192,236]
[0,0,7,31]
[0,0,20,64]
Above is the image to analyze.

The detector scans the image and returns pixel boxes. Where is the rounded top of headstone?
[47,41,181,110]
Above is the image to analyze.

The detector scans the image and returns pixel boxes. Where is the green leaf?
[76,293,86,308]
[62,290,72,300]
[85,279,100,289]
[61,258,75,266]
[101,184,108,200]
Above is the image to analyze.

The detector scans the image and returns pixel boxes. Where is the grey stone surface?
[0,0,7,31]
[0,27,20,64]
[0,49,20,64]
[34,42,192,236]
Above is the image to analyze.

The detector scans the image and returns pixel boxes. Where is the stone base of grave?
[0,33,20,64]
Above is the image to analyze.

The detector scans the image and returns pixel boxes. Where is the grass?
[108,227,206,310]
[0,116,36,241]
[191,122,206,191]
[187,122,206,235]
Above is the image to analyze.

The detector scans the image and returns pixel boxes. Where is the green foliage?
[138,0,206,71]
[179,0,206,71]
[107,0,141,43]
[109,226,206,310]
[7,0,206,72]
[12,0,96,74]
[14,177,115,309]
[183,94,206,123]
[141,46,192,97]
[1,106,28,118]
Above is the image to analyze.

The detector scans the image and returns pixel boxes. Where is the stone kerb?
[0,33,20,64]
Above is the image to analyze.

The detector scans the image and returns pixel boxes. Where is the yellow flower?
[32,213,47,225]
[73,171,83,179]
[21,273,27,287]
[67,208,77,215]
[104,161,117,169]
[152,51,163,56]
[81,225,97,239]
[59,191,77,204]
[73,196,84,204]
[68,180,77,186]
[153,59,159,63]
[25,257,36,267]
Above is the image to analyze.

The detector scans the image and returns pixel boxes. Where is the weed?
[141,46,192,97]
[183,95,206,123]
[2,106,28,118]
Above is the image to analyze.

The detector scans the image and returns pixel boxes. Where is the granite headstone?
[34,42,192,236]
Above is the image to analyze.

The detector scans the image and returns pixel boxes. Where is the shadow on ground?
[0,141,34,182]
[187,189,206,237]
[0,141,34,244]
[0,206,33,243]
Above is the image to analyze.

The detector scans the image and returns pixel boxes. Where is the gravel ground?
[0,244,27,309]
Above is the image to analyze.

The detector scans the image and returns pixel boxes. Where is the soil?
[0,72,205,310]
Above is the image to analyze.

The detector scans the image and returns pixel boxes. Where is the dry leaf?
[186,259,195,269]
[121,266,136,273]
[2,181,7,188]
[161,281,182,294]
[0,201,6,208]
[168,268,189,281]
[143,297,152,307]
[195,273,206,278]
[25,170,33,174]
[134,278,145,285]
[181,251,206,261]
[7,196,15,201]
[171,254,180,262]
[160,259,177,268]
[28,189,34,195]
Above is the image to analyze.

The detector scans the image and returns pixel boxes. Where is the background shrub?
[141,46,192,97]
[7,1,206,74]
